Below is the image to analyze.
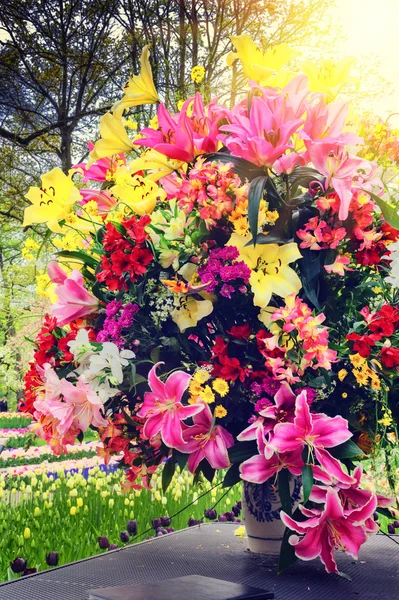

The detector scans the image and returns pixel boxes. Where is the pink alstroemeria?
[271,390,355,484]
[51,270,100,326]
[137,363,204,448]
[324,255,353,276]
[222,95,303,167]
[175,402,234,473]
[308,142,364,221]
[281,487,377,573]
[73,142,126,182]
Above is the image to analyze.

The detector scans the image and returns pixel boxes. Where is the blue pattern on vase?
[244,478,302,523]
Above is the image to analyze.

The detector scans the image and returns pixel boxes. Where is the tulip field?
[0,413,242,581]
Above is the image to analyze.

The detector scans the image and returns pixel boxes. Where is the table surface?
[0,523,397,600]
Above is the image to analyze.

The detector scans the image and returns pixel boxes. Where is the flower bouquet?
[22,36,399,575]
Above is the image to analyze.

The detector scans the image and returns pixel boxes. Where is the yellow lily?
[227,34,297,84]
[128,148,184,182]
[112,46,159,117]
[87,113,133,167]
[301,57,356,101]
[24,167,81,233]
[110,171,165,215]
[227,233,302,308]
[172,296,213,333]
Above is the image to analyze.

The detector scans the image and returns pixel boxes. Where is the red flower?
[212,337,228,357]
[123,214,151,243]
[368,305,399,337]
[346,332,381,358]
[102,222,128,252]
[381,222,399,242]
[380,347,399,368]
[215,355,247,382]
[22,362,43,414]
[227,324,251,340]
[355,241,389,266]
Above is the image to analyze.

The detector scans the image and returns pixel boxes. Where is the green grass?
[0,416,32,429]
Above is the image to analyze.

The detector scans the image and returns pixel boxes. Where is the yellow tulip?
[87,113,134,167]
[301,57,356,101]
[128,149,184,182]
[24,167,81,233]
[227,34,297,84]
[23,527,31,540]
[228,233,302,308]
[112,46,159,117]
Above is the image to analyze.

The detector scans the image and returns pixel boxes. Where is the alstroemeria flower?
[137,363,204,448]
[281,487,377,573]
[227,234,302,308]
[175,403,234,473]
[324,255,353,276]
[51,270,100,326]
[271,390,355,484]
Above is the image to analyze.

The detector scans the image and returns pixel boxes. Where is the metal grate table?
[0,523,397,600]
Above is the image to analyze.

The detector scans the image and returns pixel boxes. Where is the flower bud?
[23,527,31,540]
[119,531,129,543]
[108,544,118,551]
[218,515,227,522]
[187,518,201,527]
[160,516,171,527]
[22,567,37,576]
[394,520,399,529]
[46,552,59,567]
[166,527,175,533]
[10,557,27,573]
[98,536,110,549]
[388,523,395,534]
[127,520,137,536]
[232,504,241,517]
[151,518,162,530]
[204,508,217,520]
[224,511,234,522]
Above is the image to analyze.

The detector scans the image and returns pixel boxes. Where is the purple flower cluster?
[198,246,251,298]
[97,301,139,348]
[250,376,281,398]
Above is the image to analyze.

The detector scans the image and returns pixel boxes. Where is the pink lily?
[222,95,303,167]
[301,97,362,146]
[175,402,234,473]
[137,363,204,448]
[79,189,117,214]
[73,142,126,182]
[308,142,364,221]
[281,487,377,573]
[42,364,62,402]
[47,262,67,284]
[240,446,303,484]
[60,377,108,432]
[270,390,355,484]
[51,270,100,326]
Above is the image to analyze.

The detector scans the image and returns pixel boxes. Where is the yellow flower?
[349,353,366,368]
[352,369,369,386]
[194,370,211,384]
[227,233,302,308]
[201,385,215,404]
[128,148,182,182]
[36,272,57,303]
[112,46,159,117]
[70,506,77,516]
[189,380,203,396]
[338,369,348,381]
[24,237,40,251]
[372,286,383,294]
[83,200,99,216]
[77,497,84,507]
[33,507,40,517]
[301,57,356,101]
[171,296,213,333]
[341,392,348,398]
[191,65,205,83]
[88,113,133,167]
[233,216,249,236]
[212,378,229,397]
[227,35,297,85]
[214,405,227,418]
[378,413,393,427]
[24,167,81,233]
[149,115,159,129]
[23,527,31,540]
[111,173,163,215]
[234,525,246,538]
[371,376,381,391]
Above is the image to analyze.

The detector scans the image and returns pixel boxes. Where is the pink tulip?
[175,402,234,473]
[270,390,355,484]
[137,363,204,448]
[281,487,377,573]
[51,270,100,326]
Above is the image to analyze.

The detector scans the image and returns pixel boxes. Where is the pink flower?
[47,262,67,284]
[175,403,234,473]
[73,142,126,182]
[79,189,117,213]
[58,377,108,432]
[270,390,355,484]
[51,270,100,326]
[324,255,353,276]
[240,446,304,484]
[137,363,204,448]
[281,487,377,573]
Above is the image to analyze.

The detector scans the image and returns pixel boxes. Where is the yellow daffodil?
[24,167,81,233]
[227,34,297,84]
[228,233,302,308]
[87,113,134,167]
[112,46,159,117]
[172,296,213,333]
[111,172,164,215]
[128,148,183,182]
[301,57,356,101]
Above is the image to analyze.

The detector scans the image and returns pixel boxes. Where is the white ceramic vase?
[242,477,302,555]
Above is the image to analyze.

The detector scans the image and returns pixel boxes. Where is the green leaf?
[329,439,362,460]
[162,457,175,492]
[174,450,188,472]
[362,188,399,229]
[301,464,314,504]
[278,469,292,516]
[150,346,161,363]
[228,441,257,464]
[222,463,241,488]
[248,175,269,244]
[57,250,99,270]
[376,507,394,519]
[278,524,297,574]
[200,460,215,483]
